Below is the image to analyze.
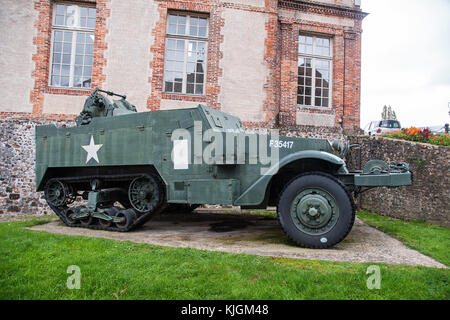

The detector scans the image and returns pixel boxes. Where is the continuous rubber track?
[46,173,166,232]
[50,204,167,232]
[276,171,356,249]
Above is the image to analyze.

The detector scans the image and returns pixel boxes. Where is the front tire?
[277,172,355,249]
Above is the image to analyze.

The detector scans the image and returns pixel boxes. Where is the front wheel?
[277,172,355,249]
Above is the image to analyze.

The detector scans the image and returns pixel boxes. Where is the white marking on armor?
[82,135,103,163]
[173,139,189,170]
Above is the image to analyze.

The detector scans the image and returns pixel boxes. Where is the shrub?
[382,127,450,146]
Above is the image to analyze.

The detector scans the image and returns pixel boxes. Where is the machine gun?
[75,88,137,126]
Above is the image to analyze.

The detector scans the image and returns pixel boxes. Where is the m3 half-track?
[35,89,412,248]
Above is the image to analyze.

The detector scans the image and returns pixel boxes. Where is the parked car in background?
[423,125,448,135]
[363,120,402,136]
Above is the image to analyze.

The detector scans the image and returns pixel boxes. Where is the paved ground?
[29,210,446,268]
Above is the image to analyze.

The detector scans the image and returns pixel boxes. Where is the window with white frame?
[297,35,332,108]
[164,13,208,95]
[50,3,96,88]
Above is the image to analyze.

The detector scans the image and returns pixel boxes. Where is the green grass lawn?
[0,217,449,300]
[357,211,450,266]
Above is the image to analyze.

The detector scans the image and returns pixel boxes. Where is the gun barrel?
[97,88,126,100]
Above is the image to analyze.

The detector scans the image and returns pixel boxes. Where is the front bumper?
[340,162,413,188]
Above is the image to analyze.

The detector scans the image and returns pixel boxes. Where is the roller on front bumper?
[340,161,413,187]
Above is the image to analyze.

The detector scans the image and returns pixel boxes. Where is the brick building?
[0,0,367,215]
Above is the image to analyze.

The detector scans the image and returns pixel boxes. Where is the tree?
[381,105,397,120]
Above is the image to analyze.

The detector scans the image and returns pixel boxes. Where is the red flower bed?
[382,127,450,146]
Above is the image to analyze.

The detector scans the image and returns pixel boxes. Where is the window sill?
[297,105,332,111]
[162,92,207,102]
[46,86,92,95]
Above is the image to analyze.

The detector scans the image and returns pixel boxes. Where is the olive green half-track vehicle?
[35,89,412,248]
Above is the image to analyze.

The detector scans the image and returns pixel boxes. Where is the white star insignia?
[82,135,103,164]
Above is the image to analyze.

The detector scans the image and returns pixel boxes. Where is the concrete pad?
[29,211,447,268]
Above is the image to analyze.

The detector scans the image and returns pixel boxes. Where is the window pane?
[85,44,94,54]
[84,66,92,76]
[53,42,62,52]
[88,8,96,17]
[174,82,182,93]
[75,55,83,64]
[63,43,71,53]
[80,7,88,18]
[74,76,81,87]
[87,18,96,29]
[196,62,204,73]
[82,78,91,88]
[51,5,95,88]
[65,5,76,27]
[315,97,321,107]
[55,15,65,26]
[298,35,332,107]
[62,54,71,64]
[176,40,184,50]
[86,34,94,44]
[195,84,203,95]
[167,39,176,49]
[305,96,311,105]
[178,15,187,26]
[315,37,331,57]
[84,55,93,66]
[177,23,186,35]
[168,24,177,34]
[196,73,204,83]
[61,65,70,76]
[60,76,69,86]
[74,66,82,76]
[187,72,195,83]
[54,31,63,41]
[164,15,208,95]
[168,15,177,24]
[53,53,61,63]
[76,43,84,54]
[52,76,60,86]
[63,31,73,42]
[198,26,207,37]
[52,64,60,75]
[56,4,65,15]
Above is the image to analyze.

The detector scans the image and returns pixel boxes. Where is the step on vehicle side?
[35,88,413,248]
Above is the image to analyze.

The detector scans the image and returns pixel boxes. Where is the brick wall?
[347,136,450,227]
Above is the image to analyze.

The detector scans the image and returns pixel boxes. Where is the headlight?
[331,140,343,153]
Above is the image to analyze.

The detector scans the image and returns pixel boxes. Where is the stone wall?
[347,136,449,227]
[0,118,74,216]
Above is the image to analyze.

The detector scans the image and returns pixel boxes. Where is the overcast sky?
[360,0,450,129]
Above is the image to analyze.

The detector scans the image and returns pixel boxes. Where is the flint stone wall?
[0,118,74,216]
[347,135,449,227]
